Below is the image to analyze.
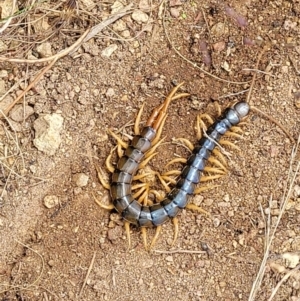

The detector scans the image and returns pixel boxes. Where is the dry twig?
[70,3,134,55]
[78,251,97,297]
[0,29,89,63]
[2,59,57,117]
[0,0,17,34]
[154,249,206,254]
[248,135,300,301]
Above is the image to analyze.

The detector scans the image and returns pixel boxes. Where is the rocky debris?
[211,22,229,37]
[33,113,64,155]
[82,41,100,56]
[131,10,149,23]
[9,104,34,122]
[101,44,118,58]
[73,173,89,187]
[0,70,8,78]
[36,42,52,58]
[213,41,226,52]
[112,19,127,32]
[32,16,51,33]
[44,195,59,208]
[111,1,124,14]
[107,225,123,243]
[170,7,181,18]
[105,88,115,98]
[283,19,297,30]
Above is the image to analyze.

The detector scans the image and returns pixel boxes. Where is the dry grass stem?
[70,4,134,55]
[219,89,249,99]
[1,59,57,117]
[267,264,300,301]
[0,29,89,63]
[248,135,300,301]
[154,249,206,254]
[78,251,97,297]
[0,0,17,34]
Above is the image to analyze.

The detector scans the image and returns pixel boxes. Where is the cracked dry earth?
[0,1,300,301]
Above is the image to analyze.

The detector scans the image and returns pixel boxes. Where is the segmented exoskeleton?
[96,83,250,248]
[111,101,250,227]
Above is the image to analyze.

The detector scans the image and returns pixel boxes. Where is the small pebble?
[131,10,149,23]
[220,281,226,287]
[213,217,220,227]
[74,187,82,195]
[213,41,226,52]
[204,198,213,206]
[48,260,55,267]
[111,1,124,14]
[73,173,89,187]
[165,256,173,262]
[33,113,64,156]
[10,105,34,122]
[106,88,115,97]
[170,7,181,18]
[0,70,8,78]
[121,30,131,38]
[44,195,59,208]
[283,19,297,30]
[112,19,127,32]
[211,22,229,37]
[36,42,52,58]
[101,44,118,58]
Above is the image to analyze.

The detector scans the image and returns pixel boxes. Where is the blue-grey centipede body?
[110,101,250,227]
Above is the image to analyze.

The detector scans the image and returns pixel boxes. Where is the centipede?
[95,82,250,249]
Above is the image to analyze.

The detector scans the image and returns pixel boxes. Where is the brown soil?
[0,1,300,301]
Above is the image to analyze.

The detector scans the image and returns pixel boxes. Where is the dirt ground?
[0,0,300,300]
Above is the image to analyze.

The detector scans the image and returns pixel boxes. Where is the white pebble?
[101,44,118,58]
[132,10,149,23]
[73,173,89,187]
[44,195,59,208]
